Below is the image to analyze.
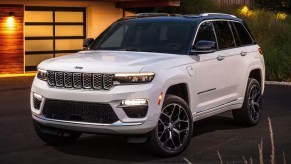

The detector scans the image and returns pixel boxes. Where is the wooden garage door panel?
[25,11,53,22]
[55,12,83,22]
[24,7,86,71]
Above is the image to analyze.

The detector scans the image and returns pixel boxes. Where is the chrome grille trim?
[64,72,73,88]
[103,74,113,90]
[73,73,82,89]
[83,73,92,89]
[55,72,64,87]
[47,71,114,90]
[92,74,102,90]
[47,71,55,86]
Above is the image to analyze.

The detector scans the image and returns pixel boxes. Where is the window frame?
[192,21,219,51]
[191,19,256,53]
[232,21,255,47]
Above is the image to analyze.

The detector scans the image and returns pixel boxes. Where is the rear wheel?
[147,95,193,157]
[232,78,262,126]
[33,120,81,145]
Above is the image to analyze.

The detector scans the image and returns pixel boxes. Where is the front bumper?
[31,77,163,134]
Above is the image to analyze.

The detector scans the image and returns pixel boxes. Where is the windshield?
[91,20,194,54]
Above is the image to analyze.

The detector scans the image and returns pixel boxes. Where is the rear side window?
[214,21,235,49]
[229,22,241,46]
[194,21,217,48]
[233,22,253,45]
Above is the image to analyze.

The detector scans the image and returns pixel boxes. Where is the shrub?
[158,0,291,81]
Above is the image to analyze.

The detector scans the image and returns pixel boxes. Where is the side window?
[194,21,217,49]
[234,22,253,45]
[214,21,235,49]
[229,22,242,46]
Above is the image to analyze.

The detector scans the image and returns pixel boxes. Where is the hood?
[38,50,182,73]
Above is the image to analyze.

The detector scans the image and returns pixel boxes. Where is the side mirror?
[83,38,94,50]
[191,40,216,55]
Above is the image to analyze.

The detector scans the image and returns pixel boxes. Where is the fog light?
[33,93,43,110]
[33,93,43,100]
[120,99,148,107]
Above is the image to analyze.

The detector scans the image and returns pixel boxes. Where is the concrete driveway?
[0,77,290,163]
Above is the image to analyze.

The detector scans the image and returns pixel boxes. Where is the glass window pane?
[214,21,235,49]
[100,26,125,48]
[234,22,253,45]
[229,22,241,47]
[25,11,53,22]
[55,39,83,50]
[55,26,83,36]
[194,22,217,48]
[25,26,53,37]
[55,12,83,22]
[25,54,53,66]
[25,40,53,51]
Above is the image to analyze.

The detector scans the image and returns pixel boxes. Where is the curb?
[0,73,36,78]
[265,81,291,86]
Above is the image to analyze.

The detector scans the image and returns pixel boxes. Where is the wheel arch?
[248,68,264,92]
[165,83,190,106]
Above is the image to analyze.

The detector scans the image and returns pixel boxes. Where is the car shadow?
[54,113,245,162]
[193,114,245,137]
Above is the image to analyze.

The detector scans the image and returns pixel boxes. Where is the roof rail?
[136,13,169,17]
[199,13,237,18]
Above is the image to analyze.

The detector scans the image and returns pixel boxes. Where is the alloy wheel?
[156,103,190,151]
[248,85,261,121]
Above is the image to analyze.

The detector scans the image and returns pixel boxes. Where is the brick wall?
[0,4,24,74]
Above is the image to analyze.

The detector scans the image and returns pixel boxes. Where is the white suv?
[31,13,265,156]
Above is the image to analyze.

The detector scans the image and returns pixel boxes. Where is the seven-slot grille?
[47,71,113,90]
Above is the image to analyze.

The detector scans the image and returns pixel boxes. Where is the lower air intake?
[42,100,119,124]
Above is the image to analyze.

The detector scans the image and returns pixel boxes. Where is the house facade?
[0,0,180,74]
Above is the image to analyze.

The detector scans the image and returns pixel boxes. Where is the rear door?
[213,20,243,103]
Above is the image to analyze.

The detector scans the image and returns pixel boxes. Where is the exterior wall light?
[6,12,16,28]
[9,12,15,17]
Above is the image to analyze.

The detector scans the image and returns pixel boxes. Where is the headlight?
[113,72,155,84]
[37,69,47,81]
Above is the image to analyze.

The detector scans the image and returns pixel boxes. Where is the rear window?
[214,21,235,49]
[233,22,253,46]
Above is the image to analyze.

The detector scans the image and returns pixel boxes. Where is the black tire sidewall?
[233,78,262,126]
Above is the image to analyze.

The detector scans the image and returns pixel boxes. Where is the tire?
[33,120,82,145]
[232,78,262,126]
[147,94,193,157]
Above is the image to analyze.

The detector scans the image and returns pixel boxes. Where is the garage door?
[24,7,86,71]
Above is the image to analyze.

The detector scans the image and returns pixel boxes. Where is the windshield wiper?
[119,48,155,52]
[119,48,141,51]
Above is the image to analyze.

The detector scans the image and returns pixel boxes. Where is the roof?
[119,13,244,24]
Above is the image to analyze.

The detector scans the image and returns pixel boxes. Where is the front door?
[190,21,227,113]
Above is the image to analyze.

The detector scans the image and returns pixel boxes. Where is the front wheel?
[147,94,193,157]
[232,78,262,126]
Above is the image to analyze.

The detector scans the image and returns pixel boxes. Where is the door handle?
[217,55,225,61]
[240,51,247,56]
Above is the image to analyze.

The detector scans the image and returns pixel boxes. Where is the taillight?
[258,48,263,55]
